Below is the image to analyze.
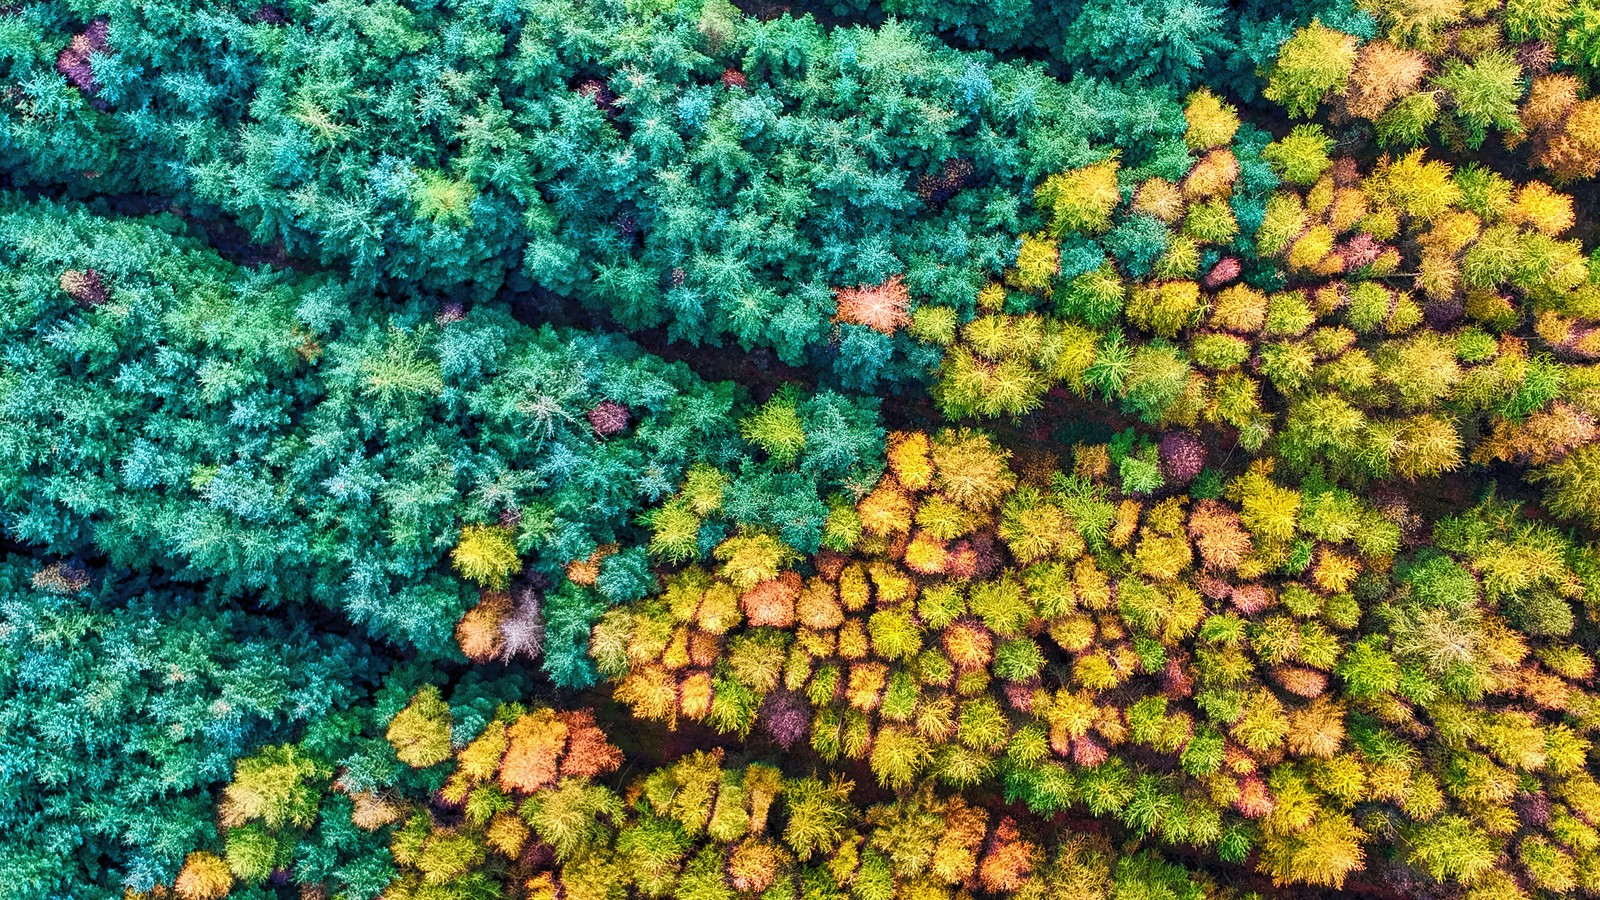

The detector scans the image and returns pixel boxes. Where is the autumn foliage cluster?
[156,685,1271,900]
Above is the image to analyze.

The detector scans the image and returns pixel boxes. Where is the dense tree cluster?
[815,0,1373,97]
[4,0,1600,898]
[0,0,1235,390]
[932,87,1600,529]
[0,197,881,681]
[1264,7,1600,178]
[585,429,1600,892]
[0,561,383,900]
[153,681,1277,900]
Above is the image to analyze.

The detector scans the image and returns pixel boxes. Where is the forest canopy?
[4,0,1600,899]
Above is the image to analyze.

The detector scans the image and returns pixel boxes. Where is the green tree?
[387,686,454,768]
[1266,22,1359,118]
